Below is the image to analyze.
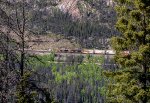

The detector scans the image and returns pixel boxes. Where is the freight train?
[57,48,116,55]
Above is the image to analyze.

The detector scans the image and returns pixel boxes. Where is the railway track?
[24,49,115,56]
[24,49,117,69]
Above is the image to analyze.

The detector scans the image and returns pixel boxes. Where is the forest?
[0,0,150,103]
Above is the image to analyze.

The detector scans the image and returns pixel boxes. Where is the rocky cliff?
[57,0,114,19]
[58,0,81,19]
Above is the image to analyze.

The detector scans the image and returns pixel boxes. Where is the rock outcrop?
[57,0,81,19]
[57,0,114,19]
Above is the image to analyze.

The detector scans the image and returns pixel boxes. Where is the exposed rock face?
[57,0,114,19]
[57,0,81,19]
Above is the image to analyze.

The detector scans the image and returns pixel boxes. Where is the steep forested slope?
[28,0,118,49]
[0,0,118,49]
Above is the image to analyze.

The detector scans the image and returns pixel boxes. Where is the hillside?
[27,34,80,51]
[0,0,117,49]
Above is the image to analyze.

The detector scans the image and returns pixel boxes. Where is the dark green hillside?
[27,0,118,49]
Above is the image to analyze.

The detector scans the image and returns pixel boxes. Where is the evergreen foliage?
[105,0,150,103]
[16,71,55,103]
[16,72,35,103]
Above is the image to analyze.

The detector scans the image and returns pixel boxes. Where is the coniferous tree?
[0,0,56,102]
[105,0,150,103]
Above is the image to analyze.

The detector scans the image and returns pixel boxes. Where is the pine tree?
[105,0,150,103]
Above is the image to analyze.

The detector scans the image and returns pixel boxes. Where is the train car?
[58,48,82,53]
[72,49,82,53]
[59,48,69,53]
[81,49,94,54]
